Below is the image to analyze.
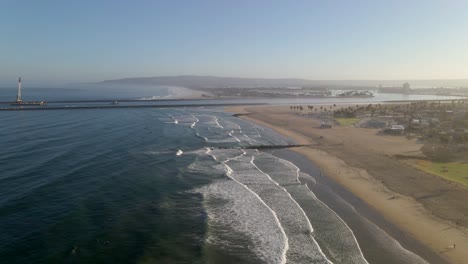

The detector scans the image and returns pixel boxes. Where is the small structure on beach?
[383,125,405,135]
[320,120,332,129]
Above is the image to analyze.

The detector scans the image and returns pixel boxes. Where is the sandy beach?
[227,105,468,264]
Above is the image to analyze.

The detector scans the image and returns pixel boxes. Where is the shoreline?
[272,149,447,264]
[227,105,468,264]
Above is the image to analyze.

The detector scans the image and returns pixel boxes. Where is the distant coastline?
[101,75,468,99]
[102,75,468,88]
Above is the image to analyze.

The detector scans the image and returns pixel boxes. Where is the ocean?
[0,85,449,263]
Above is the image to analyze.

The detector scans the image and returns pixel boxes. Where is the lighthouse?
[16,77,22,103]
[10,77,46,106]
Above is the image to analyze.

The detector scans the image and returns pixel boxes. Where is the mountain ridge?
[102,75,468,88]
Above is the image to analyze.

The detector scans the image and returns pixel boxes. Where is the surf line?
[304,183,370,264]
[251,152,333,264]
[228,130,241,143]
[167,114,179,124]
[231,120,258,143]
[195,131,208,142]
[189,114,207,141]
[281,158,301,183]
[213,116,224,129]
[281,158,369,263]
[204,147,212,156]
[234,122,242,132]
[190,114,199,128]
[206,150,289,264]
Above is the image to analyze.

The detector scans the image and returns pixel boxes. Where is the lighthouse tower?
[16,77,22,103]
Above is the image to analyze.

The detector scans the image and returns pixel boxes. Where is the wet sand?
[227,105,468,264]
[273,149,448,264]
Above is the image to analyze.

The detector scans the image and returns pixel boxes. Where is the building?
[320,120,332,128]
[383,125,405,135]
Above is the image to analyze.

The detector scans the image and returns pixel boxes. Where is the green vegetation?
[335,118,359,126]
[411,160,468,187]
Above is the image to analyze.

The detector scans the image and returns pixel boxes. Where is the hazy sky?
[1,0,468,85]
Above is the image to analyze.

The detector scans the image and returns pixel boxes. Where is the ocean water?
[1,104,434,263]
[0,82,455,264]
[0,84,172,102]
[0,83,463,107]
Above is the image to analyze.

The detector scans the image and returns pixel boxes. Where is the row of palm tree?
[290,104,339,111]
[290,103,383,114]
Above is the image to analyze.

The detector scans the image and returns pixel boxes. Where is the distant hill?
[102,75,322,88]
[102,75,468,88]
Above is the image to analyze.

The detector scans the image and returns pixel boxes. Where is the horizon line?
[103,75,468,81]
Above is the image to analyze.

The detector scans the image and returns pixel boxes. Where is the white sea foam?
[234,152,331,263]
[254,127,262,137]
[184,111,424,264]
[208,150,331,263]
[222,161,289,264]
[166,114,179,125]
[184,114,364,262]
[137,95,161,100]
[253,152,368,264]
[144,148,205,158]
[183,113,263,145]
[197,146,374,263]
[204,147,211,155]
[187,157,223,175]
[195,132,208,141]
[190,115,199,128]
[257,151,423,263]
[253,153,300,185]
[228,130,241,142]
[196,149,288,263]
[194,179,286,263]
[207,148,244,162]
[142,150,173,156]
[220,119,261,145]
[214,116,224,129]
[316,183,429,264]
[250,155,315,234]
[302,182,369,264]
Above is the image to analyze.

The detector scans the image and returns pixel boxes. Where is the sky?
[1,0,468,85]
